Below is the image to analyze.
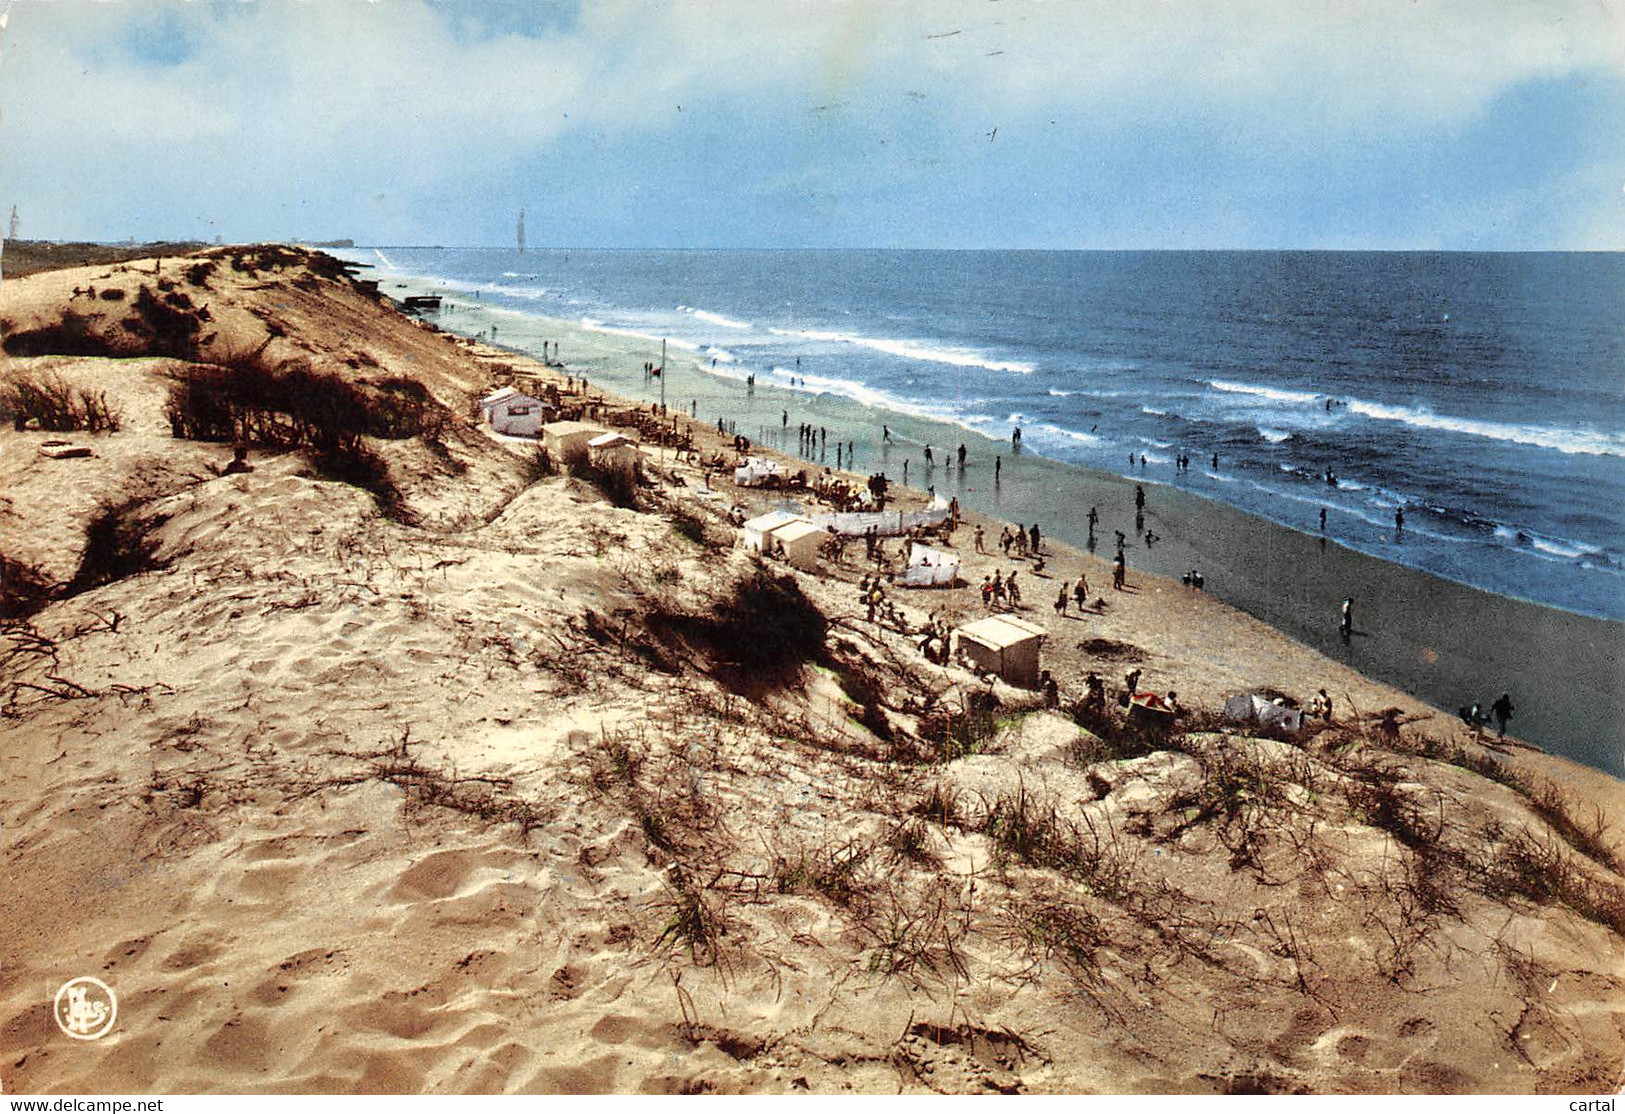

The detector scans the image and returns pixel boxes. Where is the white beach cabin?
[587,431,641,469]
[767,518,825,571]
[541,420,608,465]
[479,387,551,437]
[742,510,806,554]
[953,615,1048,688]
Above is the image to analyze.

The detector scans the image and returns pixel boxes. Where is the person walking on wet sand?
[1115,530,1126,555]
[995,456,1002,482]
[957,443,967,469]
[1394,507,1404,535]
[1491,692,1514,737]
[1339,597,1354,641]
[1135,484,1145,514]
[782,409,788,428]
[1319,507,1327,532]
[1087,506,1099,532]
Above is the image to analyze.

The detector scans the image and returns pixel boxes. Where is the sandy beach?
[397,278,1625,777]
[2,247,1623,1094]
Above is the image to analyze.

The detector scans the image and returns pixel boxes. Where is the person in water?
[1012,426,1022,449]
[1394,507,1405,534]
[1319,507,1327,532]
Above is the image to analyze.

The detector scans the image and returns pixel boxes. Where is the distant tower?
[7,206,17,240]
[517,208,525,254]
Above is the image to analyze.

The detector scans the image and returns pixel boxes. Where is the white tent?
[899,543,960,588]
[953,615,1047,687]
[479,387,551,437]
[742,510,806,554]
[733,456,783,487]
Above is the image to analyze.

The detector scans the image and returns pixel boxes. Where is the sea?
[347,248,1625,623]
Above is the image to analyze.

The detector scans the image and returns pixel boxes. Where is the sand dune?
[2,248,1622,1094]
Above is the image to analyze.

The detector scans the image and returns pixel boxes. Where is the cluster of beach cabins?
[478,380,1065,693]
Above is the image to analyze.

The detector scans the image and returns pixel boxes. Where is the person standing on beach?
[883,425,891,443]
[1012,427,1022,449]
[1135,485,1146,513]
[1087,506,1099,532]
[1491,692,1515,737]
[1340,597,1354,641]
[1007,570,1021,607]
[782,410,788,428]
[1115,530,1126,554]
[957,443,967,469]
[974,525,986,554]
[995,456,1002,482]
[1074,577,1088,609]
[1113,552,1126,591]
[924,444,934,466]
[1029,523,1040,554]
[1055,585,1069,616]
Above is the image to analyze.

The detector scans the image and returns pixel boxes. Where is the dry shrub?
[2,373,122,432]
[68,497,166,595]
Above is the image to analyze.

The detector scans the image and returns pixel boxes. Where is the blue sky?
[2,0,1621,249]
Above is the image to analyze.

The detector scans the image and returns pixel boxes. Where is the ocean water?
[351,248,1625,621]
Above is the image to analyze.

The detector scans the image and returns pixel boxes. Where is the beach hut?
[900,543,960,588]
[742,510,806,554]
[479,387,552,437]
[953,615,1048,688]
[767,518,824,571]
[587,431,640,469]
[541,420,608,464]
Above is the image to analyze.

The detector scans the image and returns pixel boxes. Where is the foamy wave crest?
[502,272,539,279]
[1210,379,1321,405]
[1346,399,1625,458]
[687,308,752,330]
[1258,427,1291,443]
[768,327,1034,373]
[580,319,699,351]
[1035,423,1101,446]
[702,347,737,363]
[1141,406,1168,417]
[1048,388,1076,397]
[373,250,396,269]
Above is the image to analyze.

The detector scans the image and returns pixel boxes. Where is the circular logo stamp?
[54,977,117,1041]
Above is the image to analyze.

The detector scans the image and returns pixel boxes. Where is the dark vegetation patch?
[163,349,452,521]
[68,497,168,595]
[1075,638,1147,662]
[649,569,828,693]
[0,554,58,619]
[0,240,206,279]
[2,373,121,432]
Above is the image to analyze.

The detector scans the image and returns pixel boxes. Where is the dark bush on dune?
[122,286,211,360]
[0,554,58,619]
[163,349,448,522]
[68,498,167,595]
[2,309,119,358]
[1,373,122,432]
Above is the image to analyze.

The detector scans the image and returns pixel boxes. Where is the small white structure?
[954,615,1048,688]
[734,456,783,487]
[1223,692,1304,734]
[742,510,806,554]
[542,420,608,463]
[588,431,640,469]
[479,387,551,437]
[768,518,824,571]
[900,543,960,588]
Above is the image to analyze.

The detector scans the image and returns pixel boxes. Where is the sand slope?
[2,249,1622,1095]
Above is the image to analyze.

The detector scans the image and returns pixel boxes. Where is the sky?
[1,0,1622,250]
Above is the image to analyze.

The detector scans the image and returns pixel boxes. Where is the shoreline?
[389,275,1623,776]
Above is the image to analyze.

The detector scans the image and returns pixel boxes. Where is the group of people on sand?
[980,568,1023,610]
